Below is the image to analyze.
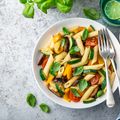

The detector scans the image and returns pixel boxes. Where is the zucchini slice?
[83,69,97,74]
[39,69,46,81]
[89,48,94,60]
[67,58,80,64]
[83,98,95,103]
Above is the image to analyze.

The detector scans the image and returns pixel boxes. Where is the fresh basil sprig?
[26,93,37,107]
[79,79,89,91]
[50,62,61,76]
[73,66,83,76]
[63,27,70,35]
[20,0,73,18]
[39,103,50,113]
[23,3,34,18]
[71,88,80,97]
[83,7,101,20]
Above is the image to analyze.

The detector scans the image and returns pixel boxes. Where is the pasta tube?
[91,45,98,65]
[80,85,98,102]
[88,31,98,38]
[76,37,85,56]
[84,74,95,81]
[64,76,79,88]
[73,30,84,39]
[43,54,54,77]
[71,47,90,68]
[55,52,67,62]
[61,53,71,65]
[56,66,64,78]
[83,64,104,70]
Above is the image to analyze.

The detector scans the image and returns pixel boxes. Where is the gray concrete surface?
[0,0,120,120]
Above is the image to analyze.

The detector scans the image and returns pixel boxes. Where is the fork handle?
[111,58,120,96]
[104,59,115,107]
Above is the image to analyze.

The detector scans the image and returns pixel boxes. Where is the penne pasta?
[61,53,71,64]
[88,31,98,38]
[71,47,90,68]
[84,74,95,81]
[38,25,115,104]
[80,85,98,102]
[55,52,67,62]
[56,66,65,78]
[76,37,85,56]
[91,45,98,65]
[84,64,104,70]
[64,76,79,88]
[43,54,54,77]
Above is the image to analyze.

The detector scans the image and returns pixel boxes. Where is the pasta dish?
[37,25,115,103]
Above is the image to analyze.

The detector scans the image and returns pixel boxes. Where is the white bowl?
[32,18,120,109]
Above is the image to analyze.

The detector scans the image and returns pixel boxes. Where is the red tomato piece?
[85,37,98,47]
[90,74,100,85]
[69,90,80,102]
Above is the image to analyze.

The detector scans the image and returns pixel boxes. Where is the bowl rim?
[32,17,118,109]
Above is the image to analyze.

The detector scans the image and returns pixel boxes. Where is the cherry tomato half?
[69,90,80,102]
[85,37,98,47]
[41,57,48,69]
[90,74,100,85]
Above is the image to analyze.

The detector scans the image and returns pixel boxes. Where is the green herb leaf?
[28,0,33,3]
[26,93,37,107]
[23,3,34,18]
[73,66,83,76]
[82,29,89,41]
[97,90,104,97]
[69,46,80,54]
[63,0,73,6]
[56,2,72,13]
[55,83,64,96]
[71,88,80,97]
[19,0,27,4]
[50,62,61,76]
[79,79,88,91]
[39,103,50,113]
[34,0,44,3]
[83,7,101,20]
[63,27,70,35]
[37,0,55,14]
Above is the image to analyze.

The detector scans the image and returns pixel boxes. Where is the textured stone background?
[0,0,120,120]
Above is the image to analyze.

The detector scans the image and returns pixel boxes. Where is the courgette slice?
[69,37,75,50]
[89,48,94,60]
[39,69,46,81]
[67,58,80,64]
[97,90,104,97]
[55,83,64,96]
[83,69,97,74]
[99,69,106,90]
[83,98,95,103]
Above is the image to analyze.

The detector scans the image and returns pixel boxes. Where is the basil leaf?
[73,66,83,76]
[39,69,46,81]
[63,27,70,35]
[61,38,66,47]
[56,2,72,13]
[28,0,33,3]
[34,0,44,3]
[71,88,80,97]
[37,0,55,14]
[69,46,80,54]
[50,62,61,76]
[23,3,34,18]
[63,0,73,6]
[19,0,27,4]
[83,7,101,20]
[39,103,50,113]
[55,83,64,96]
[82,29,89,41]
[79,79,88,91]
[26,93,37,107]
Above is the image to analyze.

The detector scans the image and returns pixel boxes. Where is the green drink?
[100,0,120,26]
